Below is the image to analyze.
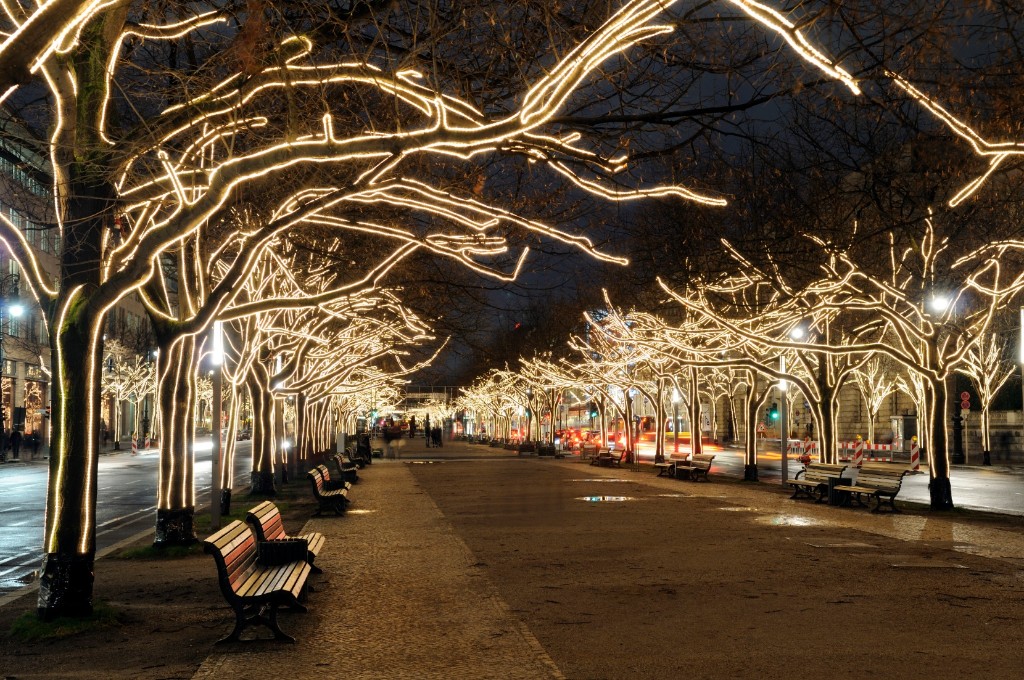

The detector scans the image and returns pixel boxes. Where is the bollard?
[852,436,865,468]
[910,438,920,471]
[131,436,138,456]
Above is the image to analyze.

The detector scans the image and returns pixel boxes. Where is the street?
[0,439,253,597]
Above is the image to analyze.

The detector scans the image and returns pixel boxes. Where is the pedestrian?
[30,432,40,458]
[10,428,22,460]
[0,428,7,462]
[409,415,417,439]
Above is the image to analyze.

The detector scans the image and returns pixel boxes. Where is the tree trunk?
[743,375,767,481]
[38,294,104,619]
[249,371,276,495]
[927,378,954,509]
[154,336,197,546]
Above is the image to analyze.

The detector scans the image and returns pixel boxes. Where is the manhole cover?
[576,496,637,502]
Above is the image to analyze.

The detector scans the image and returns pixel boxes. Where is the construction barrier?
[910,440,920,471]
[838,441,892,464]
[131,436,138,456]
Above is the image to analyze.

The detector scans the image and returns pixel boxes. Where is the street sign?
[961,400,971,410]
[756,422,766,433]
[960,391,970,401]
[961,408,970,417]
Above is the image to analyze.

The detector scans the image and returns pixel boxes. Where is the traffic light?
[589,403,598,419]
[769,402,779,421]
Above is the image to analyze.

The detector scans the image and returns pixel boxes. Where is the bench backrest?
[308,466,327,494]
[204,520,258,597]
[803,463,848,483]
[691,454,715,469]
[854,465,907,492]
[246,500,285,542]
[315,464,333,484]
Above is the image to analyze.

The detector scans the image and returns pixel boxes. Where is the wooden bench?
[590,447,623,467]
[246,500,326,574]
[654,454,690,477]
[307,465,350,515]
[331,453,360,485]
[671,453,716,481]
[832,465,909,513]
[788,463,849,503]
[203,520,311,643]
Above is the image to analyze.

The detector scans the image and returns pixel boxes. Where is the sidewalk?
[192,439,1024,679]
[195,446,563,680]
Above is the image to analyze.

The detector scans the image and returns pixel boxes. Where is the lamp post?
[930,294,965,465]
[210,321,224,531]
[0,301,24,428]
[0,299,24,454]
[672,388,681,454]
[779,355,788,485]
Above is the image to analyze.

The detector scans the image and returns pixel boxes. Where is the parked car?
[236,429,252,441]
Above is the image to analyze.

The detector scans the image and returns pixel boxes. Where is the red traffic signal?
[959,391,970,401]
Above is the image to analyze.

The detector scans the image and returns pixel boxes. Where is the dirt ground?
[0,480,318,680]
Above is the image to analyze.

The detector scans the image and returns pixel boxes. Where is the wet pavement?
[191,438,1024,679]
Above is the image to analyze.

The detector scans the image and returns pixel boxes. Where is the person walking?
[10,428,22,461]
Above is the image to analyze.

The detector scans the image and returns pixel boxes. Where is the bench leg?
[218,603,296,644]
[872,495,901,514]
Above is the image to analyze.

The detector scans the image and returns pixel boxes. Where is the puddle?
[890,562,967,569]
[576,496,638,502]
[571,478,631,483]
[406,461,443,465]
[344,509,377,515]
[757,515,819,527]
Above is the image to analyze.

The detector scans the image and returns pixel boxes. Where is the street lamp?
[0,299,24,439]
[779,355,789,485]
[672,388,681,454]
[210,320,224,530]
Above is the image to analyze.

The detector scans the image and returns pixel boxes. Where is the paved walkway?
[194,445,564,680]
[193,439,1024,679]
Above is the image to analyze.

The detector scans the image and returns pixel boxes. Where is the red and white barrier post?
[909,437,920,472]
[852,436,865,468]
[131,434,138,456]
